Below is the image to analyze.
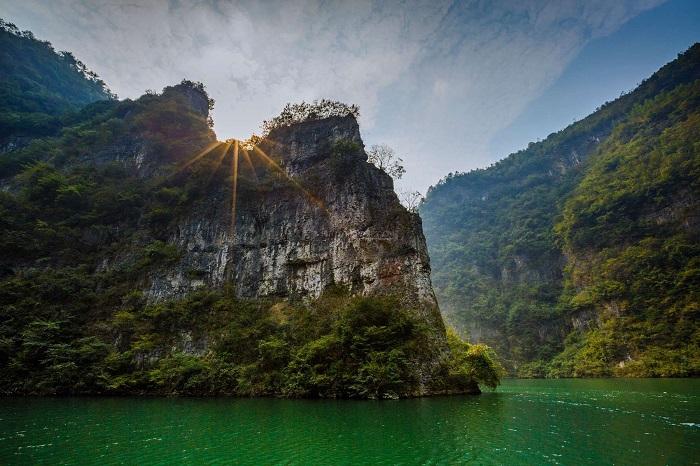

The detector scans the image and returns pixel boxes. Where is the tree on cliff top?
[261,99,360,134]
[367,144,405,179]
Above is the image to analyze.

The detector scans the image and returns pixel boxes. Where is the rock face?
[147,114,442,327]
[1,23,479,397]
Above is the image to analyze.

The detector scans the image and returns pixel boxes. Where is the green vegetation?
[0,24,501,397]
[445,328,504,390]
[0,18,114,142]
[549,79,700,377]
[261,100,359,135]
[421,44,700,377]
[0,77,215,273]
[0,283,501,397]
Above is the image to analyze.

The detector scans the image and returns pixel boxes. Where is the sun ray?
[230,140,240,238]
[204,141,231,185]
[175,139,329,253]
[251,145,328,213]
[240,146,259,181]
[179,141,222,170]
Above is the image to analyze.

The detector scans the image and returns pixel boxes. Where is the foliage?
[261,99,359,135]
[550,78,700,377]
[0,18,114,141]
[0,21,502,397]
[0,281,500,397]
[328,140,362,177]
[445,328,504,390]
[0,24,229,395]
[367,144,406,179]
[420,43,700,376]
[282,293,431,399]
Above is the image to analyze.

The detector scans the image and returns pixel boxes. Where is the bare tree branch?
[367,144,405,179]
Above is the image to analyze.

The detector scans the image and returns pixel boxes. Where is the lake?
[1,379,697,465]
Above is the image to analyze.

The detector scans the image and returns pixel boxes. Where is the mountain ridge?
[421,43,700,376]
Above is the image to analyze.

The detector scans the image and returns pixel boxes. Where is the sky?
[1,0,698,193]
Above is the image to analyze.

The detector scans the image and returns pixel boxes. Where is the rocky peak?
[144,114,441,327]
[264,115,365,173]
[77,82,215,178]
[161,81,212,117]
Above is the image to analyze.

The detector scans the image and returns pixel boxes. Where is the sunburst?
[206,141,231,184]
[240,146,259,182]
[175,141,222,173]
[251,145,328,212]
[179,137,328,243]
[229,140,239,238]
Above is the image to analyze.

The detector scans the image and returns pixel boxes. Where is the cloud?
[0,0,665,192]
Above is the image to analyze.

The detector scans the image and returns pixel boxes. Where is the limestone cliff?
[145,114,442,329]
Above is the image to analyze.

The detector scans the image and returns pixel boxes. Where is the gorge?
[421,43,700,378]
[1,3,699,464]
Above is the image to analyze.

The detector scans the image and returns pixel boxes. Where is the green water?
[1,379,697,465]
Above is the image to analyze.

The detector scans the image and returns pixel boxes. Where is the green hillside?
[421,44,700,376]
[0,18,114,143]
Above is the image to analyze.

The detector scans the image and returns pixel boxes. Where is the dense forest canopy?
[0,18,114,142]
[421,44,700,377]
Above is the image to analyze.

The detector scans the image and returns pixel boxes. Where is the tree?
[445,328,504,390]
[367,144,405,179]
[399,190,423,213]
[261,100,360,134]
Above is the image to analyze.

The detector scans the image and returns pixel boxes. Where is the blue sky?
[0,0,698,193]
[491,0,700,160]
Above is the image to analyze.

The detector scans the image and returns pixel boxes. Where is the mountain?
[0,22,502,397]
[0,19,113,151]
[421,44,700,377]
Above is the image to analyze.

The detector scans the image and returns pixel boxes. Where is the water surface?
[1,379,697,464]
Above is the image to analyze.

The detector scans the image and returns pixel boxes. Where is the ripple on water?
[0,380,698,465]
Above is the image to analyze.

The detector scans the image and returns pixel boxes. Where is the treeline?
[1,284,502,397]
[0,18,114,141]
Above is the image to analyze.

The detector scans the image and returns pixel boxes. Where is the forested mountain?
[0,19,114,148]
[421,44,700,377]
[0,23,502,397]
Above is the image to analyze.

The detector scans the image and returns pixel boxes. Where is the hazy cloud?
[0,0,665,191]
